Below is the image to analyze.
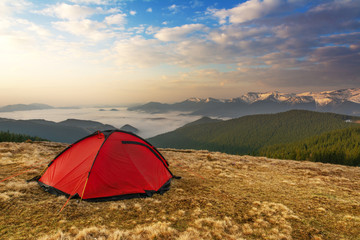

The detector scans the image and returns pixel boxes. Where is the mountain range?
[0,118,138,143]
[129,88,360,117]
[0,103,54,112]
[0,103,79,112]
[0,118,116,143]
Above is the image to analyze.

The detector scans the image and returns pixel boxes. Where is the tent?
[36,130,175,201]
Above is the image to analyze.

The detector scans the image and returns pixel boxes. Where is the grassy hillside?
[259,127,360,166]
[1,142,360,239]
[148,110,360,156]
[0,131,47,142]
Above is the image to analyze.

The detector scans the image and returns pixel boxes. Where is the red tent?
[37,130,174,201]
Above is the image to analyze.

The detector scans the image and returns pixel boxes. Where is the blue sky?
[0,0,359,106]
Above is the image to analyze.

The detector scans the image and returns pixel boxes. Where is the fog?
[0,107,202,138]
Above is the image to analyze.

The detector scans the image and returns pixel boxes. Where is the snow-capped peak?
[298,88,360,106]
[185,88,360,106]
[186,97,224,103]
[239,91,314,104]
[187,97,203,103]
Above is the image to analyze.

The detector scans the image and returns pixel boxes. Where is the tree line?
[0,130,46,142]
[258,127,360,166]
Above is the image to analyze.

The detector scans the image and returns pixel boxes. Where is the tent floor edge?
[36,178,172,202]
[157,178,172,194]
[27,175,41,182]
[84,178,173,202]
[37,181,70,197]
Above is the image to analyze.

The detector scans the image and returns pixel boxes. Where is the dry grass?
[1,142,360,239]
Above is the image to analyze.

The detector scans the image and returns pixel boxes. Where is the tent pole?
[80,177,89,203]
[58,173,87,213]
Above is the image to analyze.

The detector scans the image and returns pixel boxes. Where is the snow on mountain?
[299,88,360,106]
[239,91,314,104]
[348,88,360,103]
[349,88,360,103]
[186,88,360,106]
[186,97,225,103]
[187,97,203,103]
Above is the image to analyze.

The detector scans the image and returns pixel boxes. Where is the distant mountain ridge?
[0,103,54,112]
[0,103,80,112]
[119,124,139,133]
[129,88,360,117]
[0,118,117,143]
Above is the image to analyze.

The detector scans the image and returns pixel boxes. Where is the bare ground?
[0,141,360,240]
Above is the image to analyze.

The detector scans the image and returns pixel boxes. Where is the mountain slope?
[148,110,360,156]
[1,142,360,239]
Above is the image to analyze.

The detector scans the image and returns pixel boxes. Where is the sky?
[0,0,359,106]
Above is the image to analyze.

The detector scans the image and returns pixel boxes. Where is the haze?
[0,0,359,107]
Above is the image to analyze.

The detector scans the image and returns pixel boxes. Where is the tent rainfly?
[36,130,175,201]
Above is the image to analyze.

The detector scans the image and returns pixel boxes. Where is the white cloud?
[212,0,283,24]
[146,8,152,13]
[145,26,159,35]
[168,4,185,13]
[112,36,175,68]
[16,19,52,38]
[69,0,108,4]
[0,18,51,54]
[36,3,96,20]
[105,13,127,26]
[111,32,236,68]
[129,25,146,34]
[53,19,109,42]
[169,4,177,10]
[209,25,269,45]
[0,0,31,17]
[130,10,137,16]
[155,24,206,42]
[207,8,228,25]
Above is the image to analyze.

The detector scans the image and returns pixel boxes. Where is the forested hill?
[148,110,360,157]
[259,127,360,166]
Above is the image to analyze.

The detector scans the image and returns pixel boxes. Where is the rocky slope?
[0,142,360,239]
